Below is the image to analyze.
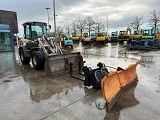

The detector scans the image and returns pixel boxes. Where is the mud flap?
[44,52,84,77]
[101,60,141,111]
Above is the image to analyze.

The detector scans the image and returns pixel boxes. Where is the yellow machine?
[71,33,81,43]
[141,29,155,43]
[96,32,107,44]
[118,27,132,43]
[59,32,65,42]
[156,28,160,40]
[102,32,109,43]
[132,30,142,40]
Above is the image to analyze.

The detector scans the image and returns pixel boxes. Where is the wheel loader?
[118,27,132,43]
[18,21,84,77]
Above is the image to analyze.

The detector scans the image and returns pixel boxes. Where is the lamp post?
[106,16,108,35]
[45,7,50,36]
[53,0,57,39]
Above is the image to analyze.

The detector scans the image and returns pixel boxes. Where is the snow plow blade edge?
[101,60,141,111]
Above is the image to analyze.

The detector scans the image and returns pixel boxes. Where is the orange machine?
[101,60,141,111]
[81,60,141,111]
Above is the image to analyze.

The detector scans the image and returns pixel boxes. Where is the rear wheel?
[31,51,45,70]
[19,49,30,64]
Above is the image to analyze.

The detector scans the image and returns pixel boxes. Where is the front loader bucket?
[101,60,141,111]
[44,52,84,77]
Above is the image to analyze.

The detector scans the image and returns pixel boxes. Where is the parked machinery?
[141,28,155,43]
[110,31,118,42]
[96,32,108,44]
[19,21,84,77]
[59,32,73,48]
[156,28,160,41]
[132,30,142,40]
[71,33,81,44]
[90,33,97,42]
[118,27,132,43]
[82,32,95,45]
[102,31,109,43]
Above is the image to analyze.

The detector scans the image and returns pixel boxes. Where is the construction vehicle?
[110,31,118,42]
[18,21,84,77]
[96,32,108,44]
[59,32,73,48]
[71,33,81,43]
[90,33,96,42]
[118,27,132,43]
[81,33,94,45]
[141,28,155,43]
[102,32,109,43]
[156,28,160,40]
[82,60,141,111]
[132,30,142,40]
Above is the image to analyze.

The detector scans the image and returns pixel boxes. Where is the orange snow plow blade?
[44,52,84,77]
[101,60,141,111]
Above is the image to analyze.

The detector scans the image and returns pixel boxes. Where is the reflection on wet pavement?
[0,43,160,119]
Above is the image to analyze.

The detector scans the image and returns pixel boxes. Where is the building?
[0,10,18,52]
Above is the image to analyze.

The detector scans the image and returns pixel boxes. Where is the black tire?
[119,40,124,44]
[31,51,45,70]
[19,49,30,64]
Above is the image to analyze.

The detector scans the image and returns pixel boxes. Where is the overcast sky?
[0,0,159,37]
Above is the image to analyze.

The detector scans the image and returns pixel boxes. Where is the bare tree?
[130,16,143,31]
[64,24,71,37]
[75,18,87,39]
[148,10,160,30]
[71,22,78,36]
[85,16,95,37]
[56,26,63,38]
[92,21,104,32]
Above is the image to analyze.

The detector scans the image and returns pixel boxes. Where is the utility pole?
[106,16,108,35]
[45,7,50,36]
[53,0,57,39]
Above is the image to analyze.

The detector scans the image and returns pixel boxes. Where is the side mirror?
[49,25,51,29]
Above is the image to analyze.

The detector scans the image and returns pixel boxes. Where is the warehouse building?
[0,10,18,52]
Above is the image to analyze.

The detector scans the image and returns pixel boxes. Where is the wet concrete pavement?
[0,43,160,120]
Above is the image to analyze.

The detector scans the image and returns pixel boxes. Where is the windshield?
[31,23,47,38]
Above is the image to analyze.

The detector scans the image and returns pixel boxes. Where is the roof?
[22,21,47,26]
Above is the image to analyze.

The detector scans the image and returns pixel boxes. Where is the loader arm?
[125,27,131,35]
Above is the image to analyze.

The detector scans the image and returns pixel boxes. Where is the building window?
[0,24,12,51]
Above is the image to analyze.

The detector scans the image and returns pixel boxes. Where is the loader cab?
[119,31,125,35]
[22,21,47,40]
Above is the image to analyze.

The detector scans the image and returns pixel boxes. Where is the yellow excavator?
[118,27,132,43]
[132,30,142,40]
[156,28,160,40]
[96,32,108,44]
[71,33,81,43]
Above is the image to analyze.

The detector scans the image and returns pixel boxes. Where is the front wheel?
[31,51,46,70]
[19,49,30,64]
